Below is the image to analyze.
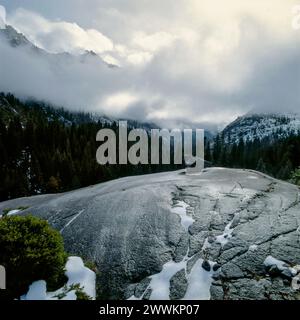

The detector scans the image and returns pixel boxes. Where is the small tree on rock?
[0,215,67,299]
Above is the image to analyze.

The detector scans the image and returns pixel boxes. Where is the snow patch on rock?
[215,220,234,247]
[7,209,21,216]
[21,256,96,300]
[183,259,215,300]
[171,201,194,231]
[249,245,258,252]
[65,256,96,299]
[146,255,189,300]
[264,256,288,271]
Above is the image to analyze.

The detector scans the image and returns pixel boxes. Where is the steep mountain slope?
[222,113,300,144]
[0,25,32,48]
[1,168,299,300]
[0,24,116,68]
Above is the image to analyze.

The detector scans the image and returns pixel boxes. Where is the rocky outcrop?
[1,168,300,300]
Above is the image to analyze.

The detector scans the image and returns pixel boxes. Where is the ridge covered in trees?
[209,132,300,183]
[1,92,299,201]
[0,93,182,201]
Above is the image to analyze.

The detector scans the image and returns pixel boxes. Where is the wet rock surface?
[169,269,188,300]
[1,168,300,300]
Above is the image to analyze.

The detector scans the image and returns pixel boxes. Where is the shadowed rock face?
[1,168,300,300]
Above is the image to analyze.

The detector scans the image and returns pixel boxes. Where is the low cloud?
[0,5,6,28]
[9,8,114,54]
[0,0,300,130]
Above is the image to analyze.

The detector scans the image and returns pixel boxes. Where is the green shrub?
[70,284,93,300]
[84,260,98,273]
[52,284,92,300]
[0,215,67,299]
[2,208,12,216]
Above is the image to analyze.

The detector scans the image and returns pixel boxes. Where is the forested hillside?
[0,93,182,201]
[1,92,300,202]
[210,132,300,182]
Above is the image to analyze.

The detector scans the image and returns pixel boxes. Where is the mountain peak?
[245,108,299,118]
[0,25,32,47]
[222,112,300,144]
[0,24,118,69]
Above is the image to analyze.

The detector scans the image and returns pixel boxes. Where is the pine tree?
[256,158,267,173]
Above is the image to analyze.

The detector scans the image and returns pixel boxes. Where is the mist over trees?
[0,93,182,201]
[1,92,300,202]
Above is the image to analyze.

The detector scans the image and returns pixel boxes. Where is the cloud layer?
[0,1,300,129]
[8,8,114,55]
[0,5,6,28]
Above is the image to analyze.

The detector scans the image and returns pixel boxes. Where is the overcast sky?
[0,0,300,129]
